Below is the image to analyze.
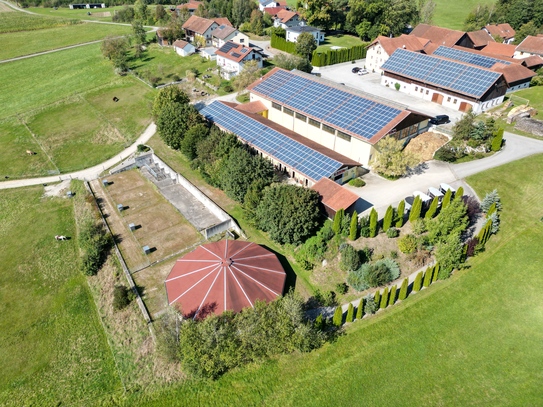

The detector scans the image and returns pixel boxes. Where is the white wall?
[365,43,389,74]
[286,30,324,45]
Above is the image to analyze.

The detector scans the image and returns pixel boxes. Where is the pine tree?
[369,207,378,237]
[349,210,358,240]
[455,186,464,201]
[432,264,439,283]
[487,202,497,217]
[374,290,380,306]
[380,287,388,309]
[332,208,344,234]
[383,205,393,231]
[425,196,439,219]
[423,266,432,287]
[413,271,423,292]
[442,189,452,210]
[399,277,408,300]
[388,285,397,306]
[346,303,354,322]
[356,297,364,319]
[409,196,422,223]
[396,200,405,228]
[332,306,343,327]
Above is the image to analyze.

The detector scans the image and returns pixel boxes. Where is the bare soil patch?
[405,132,449,162]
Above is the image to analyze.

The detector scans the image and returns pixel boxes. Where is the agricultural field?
[432,0,496,29]
[0,185,121,406]
[29,5,147,22]
[0,7,73,33]
[0,21,133,60]
[124,153,543,405]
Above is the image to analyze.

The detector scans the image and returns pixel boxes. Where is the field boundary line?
[17,115,60,174]
[0,40,102,64]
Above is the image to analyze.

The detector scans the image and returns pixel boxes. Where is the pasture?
[126,153,543,406]
[29,5,137,22]
[315,34,365,52]
[433,0,496,29]
[0,8,73,33]
[0,185,121,406]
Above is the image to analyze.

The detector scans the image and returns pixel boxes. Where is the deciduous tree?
[295,32,318,59]
[372,136,418,178]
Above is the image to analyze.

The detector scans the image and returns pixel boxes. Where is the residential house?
[286,26,324,45]
[482,42,517,58]
[156,29,170,46]
[258,0,286,12]
[409,24,467,48]
[216,41,263,79]
[173,40,196,57]
[182,15,232,47]
[465,29,495,50]
[176,0,202,16]
[366,34,428,74]
[484,23,516,44]
[273,10,303,29]
[212,25,249,48]
[514,35,543,58]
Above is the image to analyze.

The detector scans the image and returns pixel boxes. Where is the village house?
[176,0,202,16]
[366,35,429,74]
[182,15,232,47]
[514,35,543,58]
[273,10,303,29]
[286,26,324,45]
[216,41,263,79]
[211,25,249,48]
[258,0,286,12]
[484,23,516,44]
[173,40,196,57]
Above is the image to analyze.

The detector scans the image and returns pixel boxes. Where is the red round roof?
[165,240,286,319]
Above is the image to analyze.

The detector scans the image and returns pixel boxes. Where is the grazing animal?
[55,235,67,241]
[26,150,35,155]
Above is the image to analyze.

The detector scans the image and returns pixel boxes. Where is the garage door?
[459,102,472,112]
[431,93,444,104]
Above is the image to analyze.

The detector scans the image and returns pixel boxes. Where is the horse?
[26,150,35,155]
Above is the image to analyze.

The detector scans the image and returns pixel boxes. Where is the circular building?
[165,240,286,319]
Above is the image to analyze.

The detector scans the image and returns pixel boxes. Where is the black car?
[352,67,361,73]
[429,115,450,125]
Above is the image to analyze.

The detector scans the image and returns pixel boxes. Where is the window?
[415,86,418,91]
[425,90,429,95]
[284,107,294,116]
[296,112,307,122]
[447,97,451,102]
[337,131,351,142]
[240,38,244,43]
[420,88,423,93]
[272,102,281,110]
[454,98,457,104]
[308,118,320,128]
[322,124,335,134]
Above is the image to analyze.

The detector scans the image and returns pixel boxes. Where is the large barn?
[165,240,286,319]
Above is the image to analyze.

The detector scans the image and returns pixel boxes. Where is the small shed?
[311,177,360,219]
[173,40,196,57]
[200,47,217,60]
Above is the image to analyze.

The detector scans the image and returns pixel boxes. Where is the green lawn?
[0,21,132,60]
[126,153,543,405]
[0,9,73,33]
[432,0,496,29]
[0,186,121,406]
[316,34,365,52]
[28,5,129,22]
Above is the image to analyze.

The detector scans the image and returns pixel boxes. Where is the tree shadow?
[260,244,297,294]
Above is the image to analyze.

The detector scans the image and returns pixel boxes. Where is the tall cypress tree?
[369,207,378,237]
[374,290,381,307]
[332,306,343,327]
[346,303,354,323]
[442,189,452,210]
[383,205,393,231]
[409,196,422,223]
[399,277,408,300]
[396,200,405,228]
[413,271,423,292]
[423,266,432,287]
[425,196,439,219]
[380,287,389,309]
[349,210,358,240]
[455,186,464,201]
[388,285,397,306]
[332,208,344,234]
[432,264,439,283]
[356,297,364,319]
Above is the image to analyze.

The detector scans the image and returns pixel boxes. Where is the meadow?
[315,34,365,53]
[433,0,496,30]
[0,7,74,33]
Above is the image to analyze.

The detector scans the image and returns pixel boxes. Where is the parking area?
[316,61,464,125]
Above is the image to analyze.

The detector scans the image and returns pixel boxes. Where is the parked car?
[429,115,450,125]
[352,67,361,73]
[358,68,369,75]
[404,196,414,211]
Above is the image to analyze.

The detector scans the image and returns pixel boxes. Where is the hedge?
[311,43,369,67]
[271,34,297,54]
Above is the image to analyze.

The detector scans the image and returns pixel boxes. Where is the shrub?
[388,285,397,306]
[335,282,348,295]
[348,178,366,187]
[332,208,344,234]
[412,219,427,235]
[346,303,354,323]
[113,285,130,310]
[399,278,408,300]
[389,250,398,259]
[434,144,457,162]
[442,189,452,210]
[491,128,504,151]
[340,213,352,237]
[369,208,378,237]
[350,258,400,289]
[398,234,417,254]
[137,144,150,152]
[349,210,359,240]
[223,84,234,93]
[359,215,371,237]
[356,298,364,319]
[425,196,439,219]
[435,233,464,278]
[364,294,377,315]
[313,289,337,307]
[80,219,112,276]
[373,290,380,307]
[409,196,423,223]
[332,306,343,327]
[383,205,393,231]
[380,287,388,308]
[386,227,399,238]
[314,314,325,331]
[423,266,432,287]
[413,271,423,292]
[396,200,405,228]
[339,244,360,272]
[481,189,501,213]
[394,82,400,91]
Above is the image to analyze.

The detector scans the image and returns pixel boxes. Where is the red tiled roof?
[216,41,254,62]
[409,24,465,47]
[276,9,298,23]
[165,240,286,319]
[466,29,494,47]
[176,1,202,10]
[182,15,215,34]
[485,23,516,40]
[516,35,543,55]
[311,178,359,212]
[172,39,191,49]
[520,54,543,68]
[235,100,267,114]
[368,34,427,56]
[482,42,516,57]
[492,63,536,85]
[213,25,237,40]
[263,6,287,16]
[214,17,233,27]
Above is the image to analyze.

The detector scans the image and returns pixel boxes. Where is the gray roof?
[213,25,237,40]
[287,25,321,33]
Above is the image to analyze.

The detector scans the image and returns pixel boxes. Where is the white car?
[358,69,369,75]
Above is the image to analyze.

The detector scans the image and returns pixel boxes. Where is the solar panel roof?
[381,48,502,98]
[200,101,344,182]
[250,69,404,141]
[433,46,511,69]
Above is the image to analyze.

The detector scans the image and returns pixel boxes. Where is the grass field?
[0,8,74,33]
[0,21,132,60]
[315,34,365,52]
[29,5,144,22]
[0,185,121,406]
[124,152,543,405]
[433,0,496,29]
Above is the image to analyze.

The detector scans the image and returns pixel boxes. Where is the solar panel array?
[200,101,343,181]
[218,42,237,53]
[251,70,403,140]
[433,46,511,68]
[381,49,501,98]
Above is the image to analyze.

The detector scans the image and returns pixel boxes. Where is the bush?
[359,215,370,237]
[223,84,234,93]
[137,144,150,152]
[363,294,377,314]
[396,200,405,228]
[356,298,364,319]
[389,250,398,258]
[386,227,399,238]
[398,278,408,300]
[113,285,131,310]
[335,282,348,295]
[412,219,427,235]
[398,234,417,254]
[369,208,378,237]
[394,82,400,91]
[388,285,397,306]
[349,258,400,289]
[348,178,366,187]
[380,287,388,308]
[313,289,337,307]
[340,244,361,272]
[346,303,354,322]
[383,205,393,231]
[80,218,112,276]
[332,306,343,327]
[434,144,457,162]
[413,271,423,292]
[311,43,368,67]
